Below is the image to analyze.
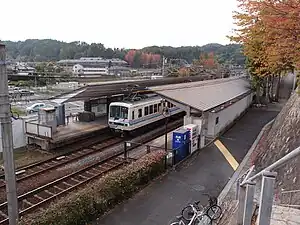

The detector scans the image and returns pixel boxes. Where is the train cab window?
[149,105,153,114]
[138,109,142,118]
[144,106,149,116]
[110,106,128,119]
[167,102,171,108]
[154,104,158,113]
[132,111,135,120]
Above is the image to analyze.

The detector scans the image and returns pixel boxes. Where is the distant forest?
[1,39,246,66]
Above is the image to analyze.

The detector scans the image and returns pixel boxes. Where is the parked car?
[19,89,34,96]
[26,103,46,114]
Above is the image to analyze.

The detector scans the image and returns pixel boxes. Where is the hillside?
[1,39,245,65]
[254,91,300,204]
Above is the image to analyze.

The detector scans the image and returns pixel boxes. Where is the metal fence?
[25,121,52,139]
[123,139,193,167]
[236,145,300,225]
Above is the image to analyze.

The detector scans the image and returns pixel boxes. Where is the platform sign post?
[124,142,127,159]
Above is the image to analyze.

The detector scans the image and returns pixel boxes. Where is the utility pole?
[161,56,165,77]
[0,44,19,225]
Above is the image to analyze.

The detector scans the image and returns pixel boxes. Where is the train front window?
[110,106,128,119]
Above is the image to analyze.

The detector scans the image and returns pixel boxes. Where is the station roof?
[149,76,251,112]
[49,74,217,104]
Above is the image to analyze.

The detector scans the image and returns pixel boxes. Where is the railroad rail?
[0,156,126,224]
[0,128,113,180]
[0,136,123,188]
[0,118,183,224]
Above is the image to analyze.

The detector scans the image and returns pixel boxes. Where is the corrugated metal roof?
[150,76,251,112]
[49,75,217,103]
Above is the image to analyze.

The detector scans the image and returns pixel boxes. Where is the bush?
[18,151,166,225]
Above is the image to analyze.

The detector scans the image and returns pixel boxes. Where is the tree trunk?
[274,74,281,102]
[270,74,275,101]
[256,83,260,104]
[265,76,270,103]
[262,79,266,97]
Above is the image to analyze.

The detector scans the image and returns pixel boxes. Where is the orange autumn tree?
[231,0,299,102]
[194,52,219,69]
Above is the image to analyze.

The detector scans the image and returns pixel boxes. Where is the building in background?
[57,57,128,72]
[7,62,36,75]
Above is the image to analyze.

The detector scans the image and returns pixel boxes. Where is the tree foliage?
[231,0,300,102]
[124,50,161,68]
[193,52,219,69]
[2,39,246,67]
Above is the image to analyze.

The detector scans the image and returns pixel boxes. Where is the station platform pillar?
[84,101,92,112]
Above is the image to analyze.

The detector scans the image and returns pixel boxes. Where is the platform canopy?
[149,76,252,112]
[49,74,216,103]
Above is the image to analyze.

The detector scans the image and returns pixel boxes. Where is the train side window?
[132,111,135,120]
[158,103,161,112]
[145,106,149,116]
[138,109,142,118]
[154,104,158,113]
[149,105,153,114]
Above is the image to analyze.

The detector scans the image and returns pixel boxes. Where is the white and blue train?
[108,95,183,133]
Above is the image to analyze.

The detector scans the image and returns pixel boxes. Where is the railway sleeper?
[23,199,34,207]
[34,194,44,201]
[78,174,89,180]
[85,171,96,176]
[44,190,55,196]
[0,210,7,220]
[62,181,73,187]
[70,177,80,183]
[53,185,64,191]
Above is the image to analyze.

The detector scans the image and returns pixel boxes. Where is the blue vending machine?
[172,128,190,164]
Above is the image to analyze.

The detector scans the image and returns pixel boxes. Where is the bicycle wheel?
[182,205,195,221]
[193,213,212,225]
[206,205,222,220]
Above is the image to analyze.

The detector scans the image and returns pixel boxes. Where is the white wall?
[91,104,107,117]
[207,93,253,137]
[0,118,27,152]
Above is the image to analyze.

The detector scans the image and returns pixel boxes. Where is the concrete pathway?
[94,106,279,225]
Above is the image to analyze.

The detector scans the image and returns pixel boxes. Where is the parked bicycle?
[170,194,222,225]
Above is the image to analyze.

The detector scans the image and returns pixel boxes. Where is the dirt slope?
[254,91,300,205]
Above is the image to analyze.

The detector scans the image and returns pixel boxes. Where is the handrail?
[281,189,300,194]
[241,146,300,186]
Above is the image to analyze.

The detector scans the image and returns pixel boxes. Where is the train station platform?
[27,116,108,150]
[95,105,280,225]
[52,116,108,143]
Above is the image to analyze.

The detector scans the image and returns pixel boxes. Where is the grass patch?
[11,106,26,116]
[18,151,166,225]
[0,148,54,169]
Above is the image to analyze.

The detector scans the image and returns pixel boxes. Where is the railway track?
[0,136,123,188]
[0,128,114,179]
[0,156,126,224]
[0,118,183,224]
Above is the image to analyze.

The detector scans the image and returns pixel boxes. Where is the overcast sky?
[2,0,238,49]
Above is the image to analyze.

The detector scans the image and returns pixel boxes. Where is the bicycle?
[182,194,221,221]
[170,204,211,225]
[170,194,222,225]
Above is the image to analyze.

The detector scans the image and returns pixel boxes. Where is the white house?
[73,64,109,77]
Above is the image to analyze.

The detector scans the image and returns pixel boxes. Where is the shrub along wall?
[18,151,166,225]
